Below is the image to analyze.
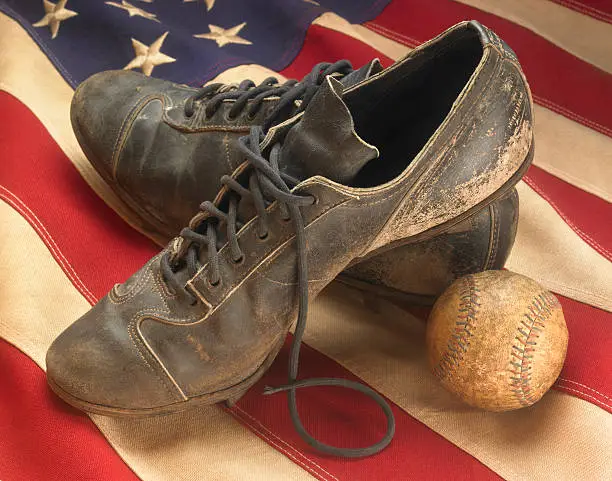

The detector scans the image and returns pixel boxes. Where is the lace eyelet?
[310,195,319,205]
[258,231,269,241]
[246,110,258,121]
[232,255,245,265]
[207,277,221,288]
[184,108,194,118]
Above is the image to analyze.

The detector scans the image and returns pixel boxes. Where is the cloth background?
[0,1,610,480]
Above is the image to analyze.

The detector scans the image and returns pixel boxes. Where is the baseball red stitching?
[433,275,480,380]
[510,291,560,406]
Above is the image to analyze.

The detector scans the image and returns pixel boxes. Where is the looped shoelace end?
[262,384,290,395]
[261,377,396,458]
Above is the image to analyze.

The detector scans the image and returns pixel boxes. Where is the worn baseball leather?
[426,270,568,411]
[48,21,534,456]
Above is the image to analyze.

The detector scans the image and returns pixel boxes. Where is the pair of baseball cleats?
[47,21,533,457]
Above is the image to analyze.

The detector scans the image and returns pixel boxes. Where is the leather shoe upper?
[50,22,533,442]
[71,63,365,239]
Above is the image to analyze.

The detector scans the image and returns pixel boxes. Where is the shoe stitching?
[126,319,180,399]
[111,94,166,179]
[134,317,188,401]
[187,195,352,311]
[483,202,500,270]
[151,265,171,311]
[223,133,234,171]
[108,264,154,304]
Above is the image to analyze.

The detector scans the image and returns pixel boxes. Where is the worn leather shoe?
[71,59,362,242]
[71,38,518,303]
[49,20,533,457]
[341,188,519,303]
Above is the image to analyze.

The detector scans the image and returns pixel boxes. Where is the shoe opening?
[344,24,484,188]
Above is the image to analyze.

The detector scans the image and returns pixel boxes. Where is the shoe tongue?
[278,76,379,185]
[338,58,383,87]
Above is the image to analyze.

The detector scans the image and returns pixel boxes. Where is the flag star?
[105,1,160,22]
[184,0,216,11]
[124,32,176,76]
[33,0,78,39]
[193,23,252,48]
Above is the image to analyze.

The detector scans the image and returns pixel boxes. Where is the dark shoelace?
[184,60,354,131]
[161,126,395,458]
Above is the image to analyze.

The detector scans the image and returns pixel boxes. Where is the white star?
[33,0,78,39]
[183,0,216,11]
[193,22,252,48]
[124,32,176,76]
[105,1,160,22]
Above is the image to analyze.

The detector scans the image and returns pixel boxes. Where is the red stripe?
[554,296,612,412]
[364,0,612,137]
[0,92,157,301]
[0,186,98,305]
[0,92,498,477]
[280,24,393,79]
[231,338,501,481]
[550,0,612,24]
[524,166,612,262]
[0,339,138,481]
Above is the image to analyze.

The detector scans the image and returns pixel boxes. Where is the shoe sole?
[48,335,286,417]
[335,275,437,305]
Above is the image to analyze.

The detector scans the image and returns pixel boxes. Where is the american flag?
[0,1,611,480]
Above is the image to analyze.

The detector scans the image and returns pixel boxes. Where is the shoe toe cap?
[46,303,183,413]
[70,70,162,182]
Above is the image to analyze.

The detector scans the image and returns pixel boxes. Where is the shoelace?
[184,60,354,131]
[161,126,395,458]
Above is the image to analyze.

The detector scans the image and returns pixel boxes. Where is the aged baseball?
[426,270,568,411]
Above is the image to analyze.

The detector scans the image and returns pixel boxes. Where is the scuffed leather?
[362,24,532,251]
[46,255,186,409]
[71,70,272,239]
[71,34,521,299]
[50,21,533,412]
[342,188,519,298]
